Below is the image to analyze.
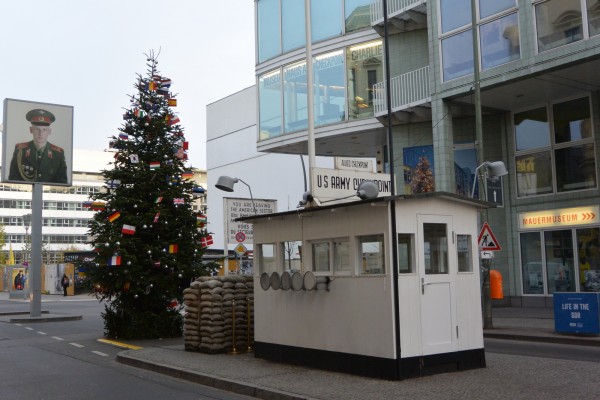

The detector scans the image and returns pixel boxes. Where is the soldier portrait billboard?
[2,98,73,186]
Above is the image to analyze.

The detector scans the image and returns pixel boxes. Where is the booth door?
[417,215,457,355]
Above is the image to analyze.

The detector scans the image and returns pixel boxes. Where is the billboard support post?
[30,183,43,317]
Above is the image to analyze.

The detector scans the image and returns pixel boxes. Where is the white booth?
[244,192,489,379]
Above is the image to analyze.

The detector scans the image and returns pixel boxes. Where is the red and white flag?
[200,235,213,248]
[122,224,136,235]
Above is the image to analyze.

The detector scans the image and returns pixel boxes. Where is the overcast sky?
[0,0,256,170]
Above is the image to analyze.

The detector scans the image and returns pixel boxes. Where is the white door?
[417,214,457,355]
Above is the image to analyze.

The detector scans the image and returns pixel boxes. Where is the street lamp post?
[21,213,32,265]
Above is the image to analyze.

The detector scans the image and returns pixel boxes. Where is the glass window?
[516,151,553,197]
[535,0,583,52]
[588,0,600,37]
[479,0,516,19]
[359,234,385,275]
[440,0,472,33]
[424,223,448,274]
[257,0,281,62]
[333,240,350,273]
[313,50,345,126]
[259,243,277,273]
[480,13,520,70]
[553,97,591,144]
[282,0,305,52]
[555,144,597,192]
[457,235,473,272]
[514,108,550,151]
[283,240,302,271]
[397,233,414,273]
[345,0,371,33]
[311,0,343,42]
[283,61,308,134]
[346,40,383,121]
[454,146,477,197]
[521,232,544,294]
[544,230,575,294]
[259,70,282,140]
[312,242,330,272]
[577,227,600,292]
[441,30,474,81]
[515,98,596,197]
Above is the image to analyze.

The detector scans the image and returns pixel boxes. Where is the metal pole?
[30,184,43,317]
[470,0,493,329]
[305,0,316,198]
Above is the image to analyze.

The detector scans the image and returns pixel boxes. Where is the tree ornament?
[116,241,120,246]
[127,261,132,266]
[147,250,152,255]
[143,224,147,229]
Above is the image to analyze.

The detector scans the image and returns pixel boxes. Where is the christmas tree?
[411,156,435,193]
[86,51,210,339]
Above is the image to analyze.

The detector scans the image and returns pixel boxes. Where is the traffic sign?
[486,176,504,207]
[478,222,501,251]
[235,231,246,243]
[234,243,247,256]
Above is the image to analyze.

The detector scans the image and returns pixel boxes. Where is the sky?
[0,0,256,170]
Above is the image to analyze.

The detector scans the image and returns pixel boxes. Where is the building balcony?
[370,0,427,35]
[373,66,431,125]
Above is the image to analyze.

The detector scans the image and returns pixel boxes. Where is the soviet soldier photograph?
[2,99,72,186]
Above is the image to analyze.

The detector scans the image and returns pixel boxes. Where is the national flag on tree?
[149,162,160,170]
[201,235,213,248]
[168,244,178,254]
[155,196,163,203]
[108,211,121,222]
[121,224,136,235]
[181,171,193,179]
[119,133,129,140]
[108,254,122,266]
[154,212,160,222]
[168,98,177,106]
[173,198,184,205]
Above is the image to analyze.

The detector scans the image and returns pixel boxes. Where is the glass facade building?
[253,0,600,306]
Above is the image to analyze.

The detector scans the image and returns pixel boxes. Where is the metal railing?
[370,0,426,24]
[373,66,430,116]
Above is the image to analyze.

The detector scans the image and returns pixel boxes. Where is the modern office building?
[248,0,600,306]
[0,147,207,265]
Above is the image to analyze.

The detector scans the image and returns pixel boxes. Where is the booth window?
[258,243,277,273]
[311,238,350,274]
[457,234,473,272]
[397,233,414,273]
[359,234,385,275]
[282,241,302,271]
[424,223,449,274]
[312,242,330,272]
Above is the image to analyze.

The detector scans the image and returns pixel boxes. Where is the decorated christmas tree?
[86,52,210,339]
[411,156,435,193]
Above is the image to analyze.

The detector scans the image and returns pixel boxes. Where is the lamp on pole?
[215,176,257,215]
[471,161,508,199]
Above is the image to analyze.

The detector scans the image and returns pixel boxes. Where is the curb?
[5,314,82,323]
[116,352,316,400]
[483,332,600,347]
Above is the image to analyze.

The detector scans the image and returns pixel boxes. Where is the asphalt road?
[0,296,253,400]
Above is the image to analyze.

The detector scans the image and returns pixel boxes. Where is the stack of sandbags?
[182,283,201,350]
[183,275,254,354]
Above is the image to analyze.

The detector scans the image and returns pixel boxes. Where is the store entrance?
[521,227,600,295]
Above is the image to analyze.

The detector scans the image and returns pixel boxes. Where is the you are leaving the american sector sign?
[311,167,391,203]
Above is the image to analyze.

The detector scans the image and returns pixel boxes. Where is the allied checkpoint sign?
[224,197,277,245]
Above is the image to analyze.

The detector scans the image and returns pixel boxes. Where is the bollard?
[490,269,504,299]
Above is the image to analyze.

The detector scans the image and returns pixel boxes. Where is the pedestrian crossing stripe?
[478,222,501,251]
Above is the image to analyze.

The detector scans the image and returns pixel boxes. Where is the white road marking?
[14,323,22,326]
[37,331,47,335]
[25,327,34,331]
[52,336,64,341]
[69,342,85,348]
[92,351,109,357]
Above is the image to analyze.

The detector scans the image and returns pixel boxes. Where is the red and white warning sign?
[478,222,501,251]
